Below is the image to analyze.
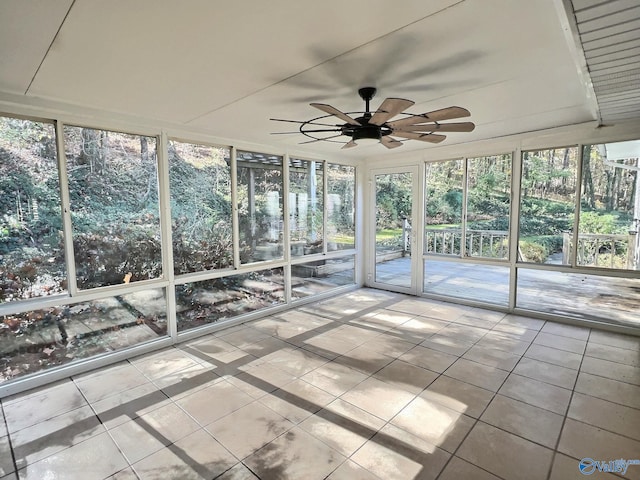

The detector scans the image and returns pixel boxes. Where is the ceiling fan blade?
[270,118,340,127]
[341,140,358,149]
[310,103,361,126]
[369,98,415,126]
[380,136,403,149]
[392,131,447,143]
[393,122,476,133]
[387,106,471,128]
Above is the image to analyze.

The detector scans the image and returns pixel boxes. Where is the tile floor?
[1,288,639,480]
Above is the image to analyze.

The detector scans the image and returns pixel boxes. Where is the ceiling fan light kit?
[271,87,475,149]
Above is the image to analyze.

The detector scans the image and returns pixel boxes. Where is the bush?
[518,240,548,263]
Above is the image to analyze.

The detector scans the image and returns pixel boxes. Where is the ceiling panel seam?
[24,0,76,96]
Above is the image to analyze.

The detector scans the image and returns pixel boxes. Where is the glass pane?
[516,269,640,328]
[169,140,232,275]
[64,126,161,290]
[0,288,167,382]
[466,154,511,260]
[579,141,639,270]
[237,151,283,264]
[327,164,355,251]
[176,268,285,332]
[289,158,323,257]
[425,160,464,256]
[519,147,578,265]
[375,172,412,288]
[0,117,66,303]
[424,259,510,306]
[291,255,355,299]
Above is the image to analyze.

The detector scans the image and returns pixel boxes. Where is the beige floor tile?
[480,394,564,448]
[258,381,333,425]
[568,392,640,441]
[437,324,490,344]
[217,327,271,349]
[457,422,554,480]
[549,453,620,480]
[360,335,416,358]
[110,403,199,464]
[334,344,395,375]
[91,382,171,429]
[74,363,150,403]
[4,381,87,434]
[16,432,127,480]
[262,347,328,376]
[524,344,582,369]
[351,423,450,480]
[11,405,103,468]
[512,356,578,389]
[420,334,474,356]
[490,323,539,342]
[451,313,502,330]
[326,459,380,480]
[475,333,531,355]
[235,363,297,392]
[299,409,372,457]
[323,399,386,433]
[215,462,259,480]
[585,342,640,367]
[438,456,501,480]
[390,396,475,453]
[0,437,13,477]
[107,467,138,480]
[558,419,640,480]
[132,428,237,480]
[421,375,494,418]
[462,345,521,371]
[398,345,459,373]
[389,317,448,344]
[152,364,222,400]
[131,347,201,381]
[497,314,545,331]
[373,359,438,395]
[176,380,254,426]
[244,427,345,480]
[444,359,509,392]
[499,373,572,415]
[533,332,586,354]
[300,334,359,359]
[207,402,293,460]
[581,355,640,386]
[540,322,590,340]
[589,330,640,351]
[340,377,415,421]
[300,363,367,396]
[575,372,640,409]
[0,472,16,480]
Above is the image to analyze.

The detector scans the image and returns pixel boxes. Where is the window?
[326,164,355,250]
[578,140,639,270]
[236,151,283,264]
[519,147,578,265]
[176,268,285,332]
[424,159,464,255]
[291,255,355,300]
[64,126,162,289]
[169,140,232,275]
[466,154,511,259]
[289,158,323,257]
[0,116,66,302]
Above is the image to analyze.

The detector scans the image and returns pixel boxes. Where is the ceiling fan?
[271,87,475,149]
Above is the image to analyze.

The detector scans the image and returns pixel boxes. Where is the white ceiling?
[0,0,636,159]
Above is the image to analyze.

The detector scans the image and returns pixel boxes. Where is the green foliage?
[577,211,619,234]
[519,240,548,263]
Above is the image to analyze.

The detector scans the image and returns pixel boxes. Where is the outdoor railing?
[425,228,509,258]
[562,232,638,269]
